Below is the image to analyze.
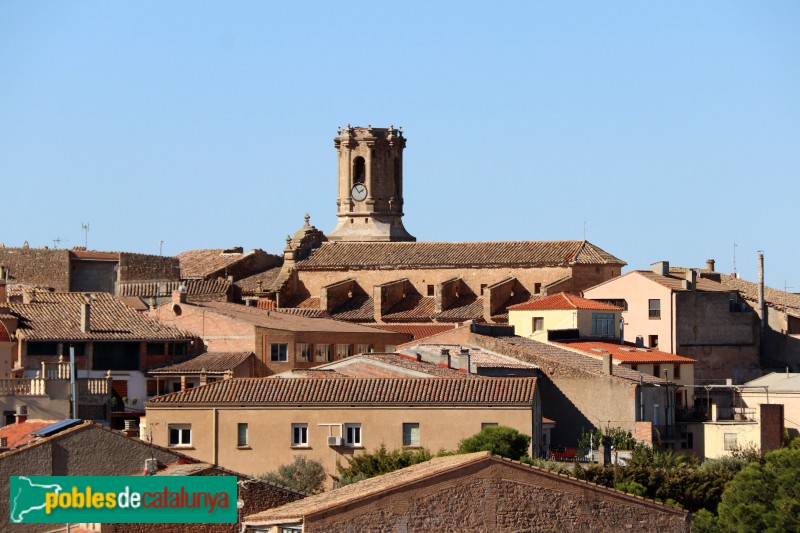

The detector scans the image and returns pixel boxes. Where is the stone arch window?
[393,157,401,196]
[353,156,366,184]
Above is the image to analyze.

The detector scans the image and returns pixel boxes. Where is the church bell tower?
[327,125,416,242]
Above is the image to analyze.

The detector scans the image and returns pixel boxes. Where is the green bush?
[457,425,531,460]
[260,455,327,494]
[334,444,433,486]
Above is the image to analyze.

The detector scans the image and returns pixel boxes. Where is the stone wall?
[306,459,689,532]
[119,253,180,283]
[0,248,71,291]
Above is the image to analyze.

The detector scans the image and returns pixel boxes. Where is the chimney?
[758,252,765,356]
[651,261,669,277]
[459,348,471,373]
[80,295,91,333]
[684,269,697,291]
[635,336,644,348]
[439,348,451,367]
[144,458,158,476]
[0,436,8,451]
[172,285,188,305]
[123,419,139,438]
[0,280,6,304]
[15,404,27,424]
[706,259,715,272]
[22,290,35,304]
[602,353,613,375]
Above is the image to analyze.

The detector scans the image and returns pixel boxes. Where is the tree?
[457,425,531,460]
[260,456,327,494]
[334,444,433,486]
[712,445,800,533]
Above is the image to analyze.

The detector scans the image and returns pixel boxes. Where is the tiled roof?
[555,341,697,364]
[5,283,55,298]
[434,294,484,322]
[10,292,192,341]
[330,294,375,322]
[176,248,256,279]
[274,307,331,319]
[294,297,321,309]
[0,420,57,449]
[372,324,457,340]
[246,452,493,523]
[147,376,537,406]
[743,372,800,392]
[314,353,475,378]
[508,292,622,311]
[479,335,663,384]
[634,271,730,293]
[193,301,395,334]
[406,344,540,370]
[117,279,232,298]
[235,266,282,295]
[717,275,800,312]
[382,295,436,322]
[149,351,253,374]
[0,321,10,342]
[297,240,625,270]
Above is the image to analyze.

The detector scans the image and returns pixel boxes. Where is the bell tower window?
[353,157,366,185]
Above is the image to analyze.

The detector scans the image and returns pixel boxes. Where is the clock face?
[351,184,367,202]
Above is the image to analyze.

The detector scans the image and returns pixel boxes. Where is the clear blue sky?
[1,2,797,289]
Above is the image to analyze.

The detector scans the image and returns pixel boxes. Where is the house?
[243,451,690,533]
[148,351,260,395]
[144,376,542,482]
[507,291,623,340]
[177,246,282,282]
[117,278,240,308]
[0,416,56,451]
[400,324,675,450]
[7,290,196,422]
[0,246,179,294]
[0,421,305,532]
[150,290,410,375]
[583,261,760,383]
[738,372,800,438]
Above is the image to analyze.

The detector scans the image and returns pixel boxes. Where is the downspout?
[670,291,676,354]
[213,407,218,465]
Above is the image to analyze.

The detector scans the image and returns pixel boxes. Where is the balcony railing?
[0,378,47,396]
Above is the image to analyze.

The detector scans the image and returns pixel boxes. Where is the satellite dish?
[237,499,244,509]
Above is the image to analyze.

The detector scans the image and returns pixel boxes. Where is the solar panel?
[30,419,82,437]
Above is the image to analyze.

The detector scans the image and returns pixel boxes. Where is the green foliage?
[577,426,636,451]
[715,446,800,533]
[334,444,433,486]
[457,425,531,460]
[578,428,603,450]
[615,480,647,497]
[260,455,327,494]
[519,456,571,474]
[691,509,721,533]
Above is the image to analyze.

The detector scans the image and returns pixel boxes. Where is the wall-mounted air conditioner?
[327,436,343,447]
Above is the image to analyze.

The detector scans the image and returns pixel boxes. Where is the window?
[630,364,638,371]
[296,343,312,362]
[681,432,694,450]
[344,423,362,447]
[427,284,434,296]
[168,424,191,447]
[480,284,487,295]
[649,335,659,349]
[292,424,308,447]
[534,283,542,295]
[270,344,288,362]
[403,423,420,447]
[591,313,615,337]
[533,317,544,331]
[353,156,365,184]
[788,314,800,335]
[237,423,249,447]
[481,422,498,430]
[654,364,661,378]
[147,343,165,356]
[648,299,661,319]
[336,344,352,359]
[354,344,371,354]
[26,342,59,356]
[724,433,738,451]
[674,364,681,379]
[315,344,332,362]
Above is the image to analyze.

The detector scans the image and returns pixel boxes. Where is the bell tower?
[327,125,416,242]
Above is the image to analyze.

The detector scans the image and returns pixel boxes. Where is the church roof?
[296,240,625,270]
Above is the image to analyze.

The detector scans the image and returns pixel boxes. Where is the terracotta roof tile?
[634,271,731,293]
[117,279,232,298]
[715,274,800,312]
[149,351,254,374]
[508,292,622,311]
[382,295,435,322]
[372,324,457,340]
[235,266,282,295]
[314,352,475,378]
[554,341,697,364]
[0,420,57,449]
[297,240,625,270]
[0,321,10,342]
[407,344,540,370]
[10,292,192,341]
[330,295,375,322]
[434,294,484,322]
[147,376,537,405]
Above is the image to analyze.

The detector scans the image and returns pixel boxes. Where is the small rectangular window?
[648,299,661,319]
[649,335,659,349]
[654,364,661,378]
[533,317,544,331]
[403,423,420,447]
[292,424,308,447]
[788,315,800,335]
[345,423,362,447]
[168,424,191,447]
[534,283,542,294]
[724,433,738,451]
[427,284,434,296]
[296,343,313,362]
[270,343,288,362]
[630,364,638,371]
[237,423,249,447]
[481,422,498,430]
[480,284,487,295]
[674,364,681,379]
[336,344,352,359]
[315,344,332,362]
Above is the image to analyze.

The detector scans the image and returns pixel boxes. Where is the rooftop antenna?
[52,237,64,249]
[159,240,164,256]
[583,221,587,240]
[733,242,738,277]
[81,222,90,249]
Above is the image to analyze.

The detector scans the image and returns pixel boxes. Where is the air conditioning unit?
[327,436,343,447]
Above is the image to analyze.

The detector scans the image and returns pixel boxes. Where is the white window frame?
[292,423,308,447]
[649,299,661,319]
[168,424,192,447]
[237,423,249,447]
[402,422,420,447]
[344,423,362,447]
[270,343,288,362]
[296,343,313,362]
[724,433,738,451]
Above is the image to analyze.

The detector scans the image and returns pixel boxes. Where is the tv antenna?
[53,237,67,249]
[81,222,90,248]
[733,242,738,277]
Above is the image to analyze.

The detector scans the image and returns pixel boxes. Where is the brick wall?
[759,403,784,452]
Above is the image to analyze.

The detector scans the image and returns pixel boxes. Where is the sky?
[1,2,797,289]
